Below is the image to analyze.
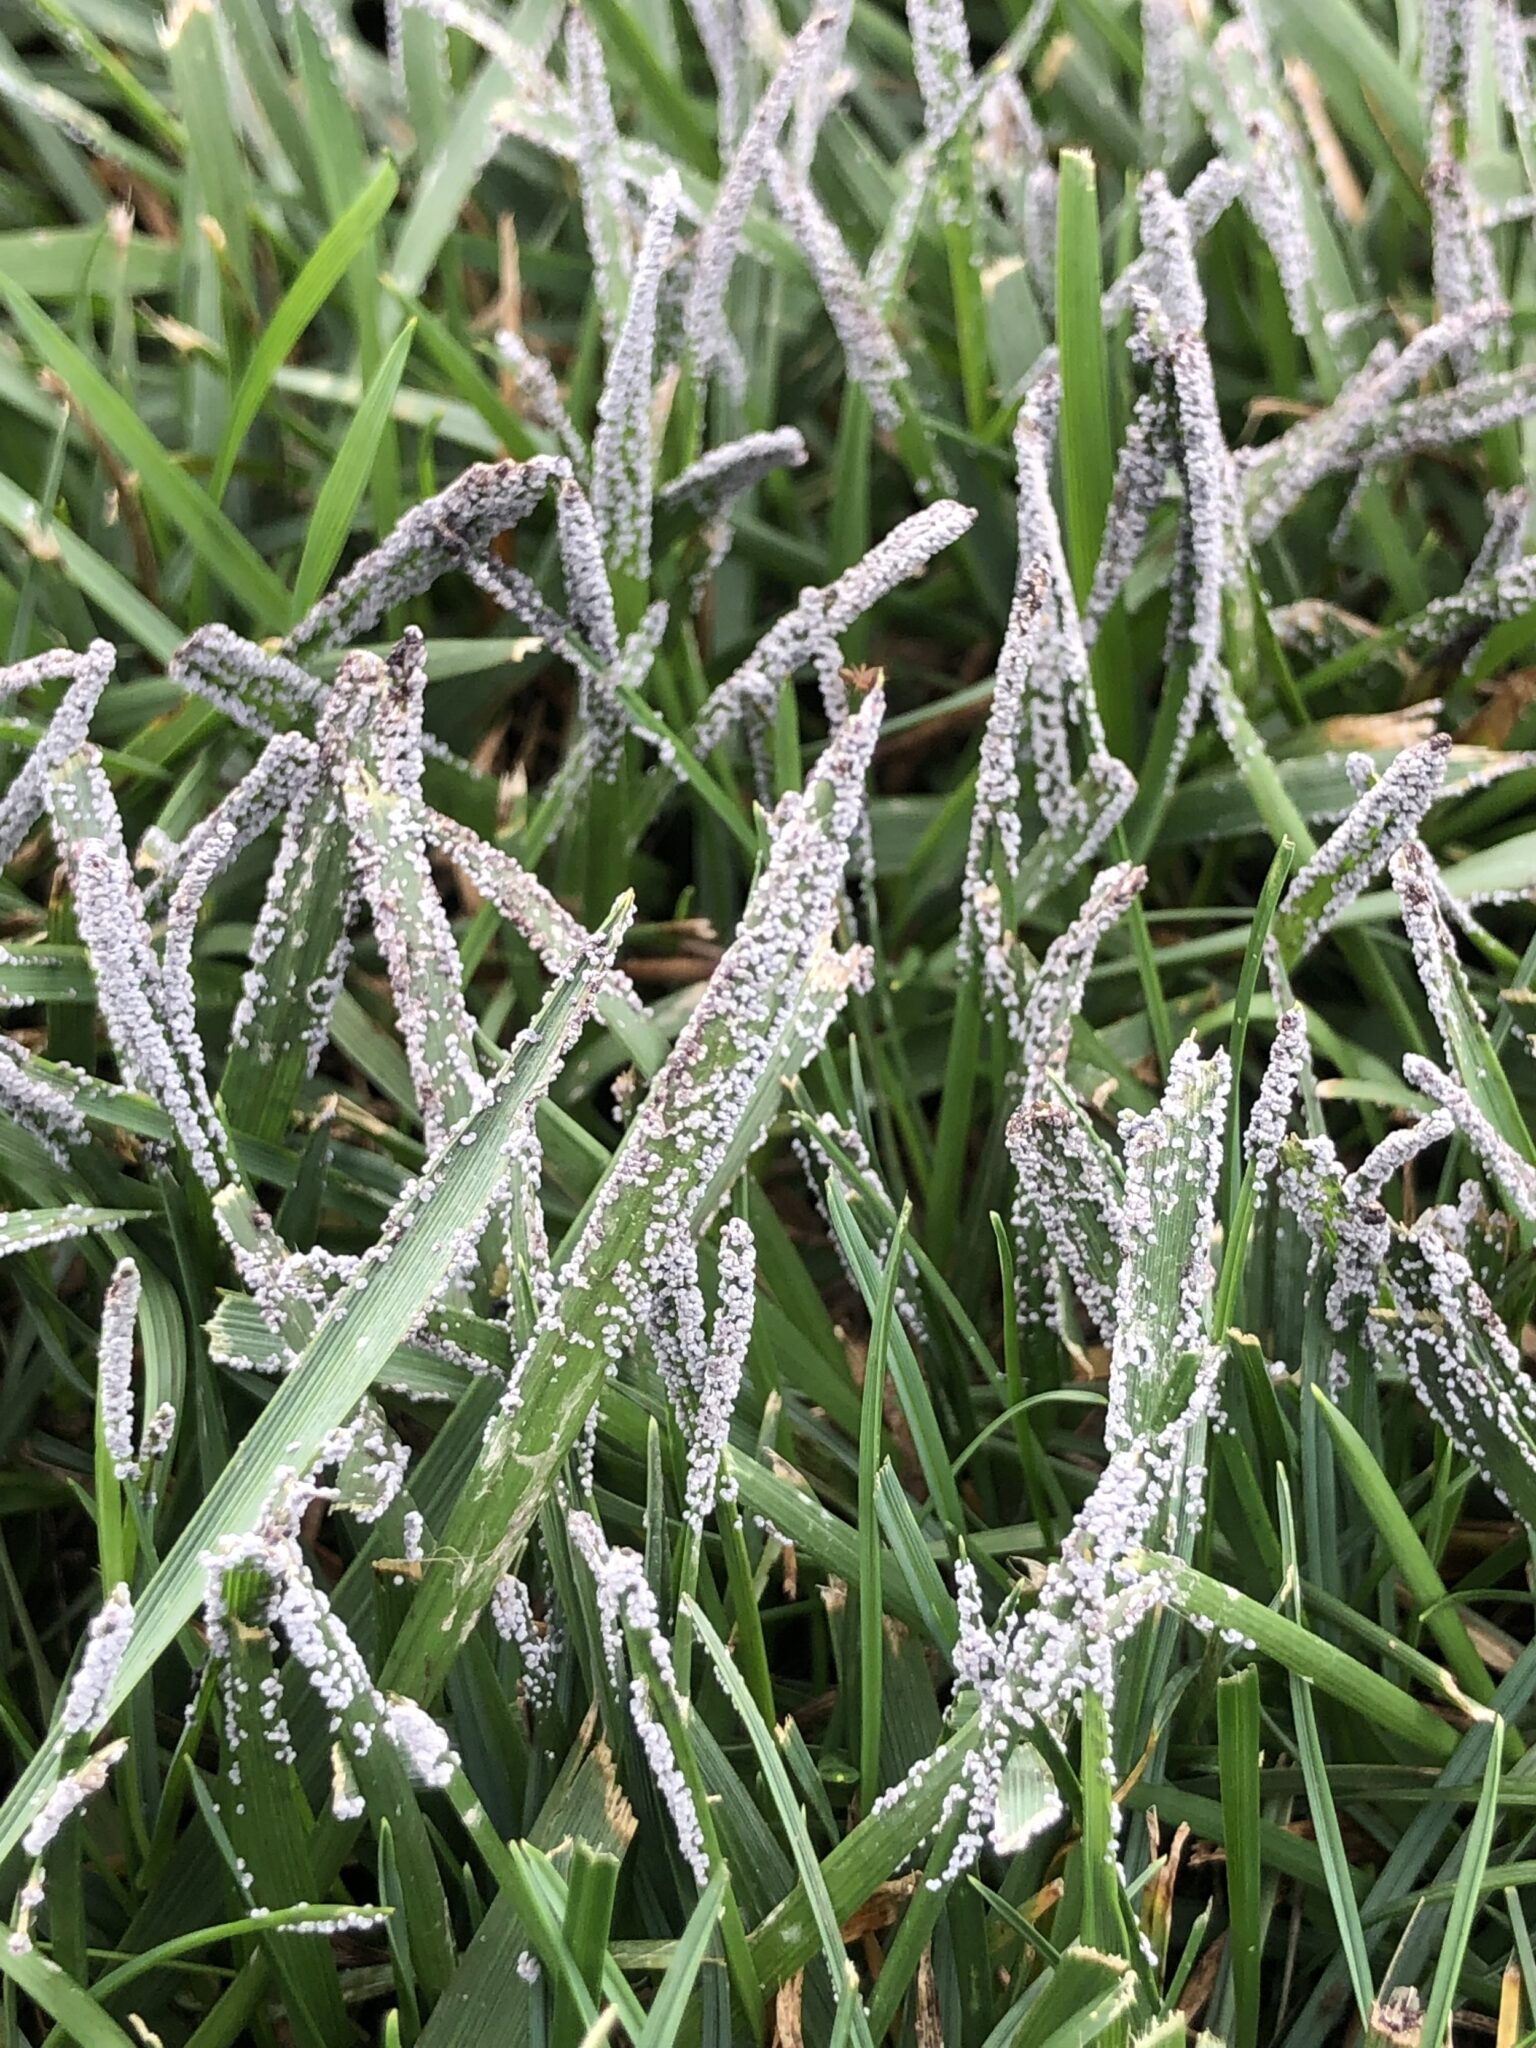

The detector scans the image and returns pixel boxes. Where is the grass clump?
[0,0,1534,2043]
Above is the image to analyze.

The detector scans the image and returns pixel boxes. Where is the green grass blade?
[210,159,400,503]
[1312,1388,1495,1708]
[163,0,254,304]
[1420,1720,1504,2048]
[292,322,417,617]
[1223,837,1294,1228]
[1218,1664,1263,2048]
[1055,148,1131,761]
[635,1865,728,2048]
[687,1599,872,2040]
[551,1842,620,2048]
[0,1943,138,2048]
[859,1196,909,1806]
[1145,1553,1461,1762]
[986,1943,1136,2048]
[0,274,292,625]
[826,1176,962,1536]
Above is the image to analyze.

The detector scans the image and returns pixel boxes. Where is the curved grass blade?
[0,274,291,625]
[210,159,400,503]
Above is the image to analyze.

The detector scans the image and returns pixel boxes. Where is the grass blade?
[292,322,418,618]
[1421,1722,1504,2048]
[1218,1664,1264,2048]
[635,1865,729,2048]
[0,274,291,625]
[210,159,400,503]
[858,1196,909,1806]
